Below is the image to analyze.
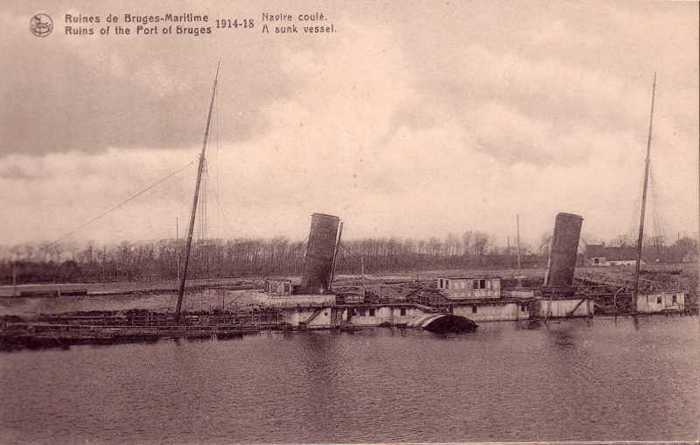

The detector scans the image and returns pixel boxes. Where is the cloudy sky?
[1,0,698,248]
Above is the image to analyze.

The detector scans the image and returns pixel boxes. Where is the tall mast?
[361,256,366,299]
[174,61,221,322]
[632,73,656,312]
[176,217,180,282]
[516,214,522,270]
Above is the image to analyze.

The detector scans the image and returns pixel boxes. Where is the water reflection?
[548,325,577,348]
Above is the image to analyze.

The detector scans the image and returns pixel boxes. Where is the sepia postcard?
[0,1,698,444]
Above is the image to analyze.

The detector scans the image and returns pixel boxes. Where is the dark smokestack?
[544,212,583,291]
[299,213,340,294]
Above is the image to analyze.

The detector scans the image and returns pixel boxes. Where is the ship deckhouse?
[437,276,501,300]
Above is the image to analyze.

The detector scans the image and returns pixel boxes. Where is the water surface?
[1,316,697,443]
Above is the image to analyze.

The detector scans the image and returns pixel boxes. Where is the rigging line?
[625,162,646,244]
[216,67,223,239]
[218,86,224,237]
[49,158,197,247]
[204,161,209,240]
[648,164,666,243]
[198,164,203,241]
[209,101,232,233]
[209,86,237,241]
[211,177,232,229]
[200,159,208,241]
[213,76,221,240]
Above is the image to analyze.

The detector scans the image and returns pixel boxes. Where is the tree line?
[0,233,696,285]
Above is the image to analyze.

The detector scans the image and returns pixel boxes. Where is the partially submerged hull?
[422,314,478,333]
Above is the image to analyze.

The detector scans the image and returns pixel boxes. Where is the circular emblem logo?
[30,13,53,37]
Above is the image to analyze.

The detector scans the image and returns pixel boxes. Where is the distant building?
[586,242,691,265]
[585,244,641,267]
[436,276,501,299]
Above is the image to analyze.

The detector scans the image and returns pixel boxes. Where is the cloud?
[0,4,304,157]
[0,0,697,246]
[0,164,41,180]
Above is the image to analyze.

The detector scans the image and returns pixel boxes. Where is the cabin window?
[657,296,662,304]
[369,308,375,316]
[521,304,527,311]
[473,280,479,289]
[672,295,677,304]
[472,305,478,314]
[480,279,486,289]
[439,279,443,288]
[359,309,366,316]
[400,308,406,316]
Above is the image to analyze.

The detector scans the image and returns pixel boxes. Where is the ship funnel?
[544,212,583,293]
[299,213,341,294]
